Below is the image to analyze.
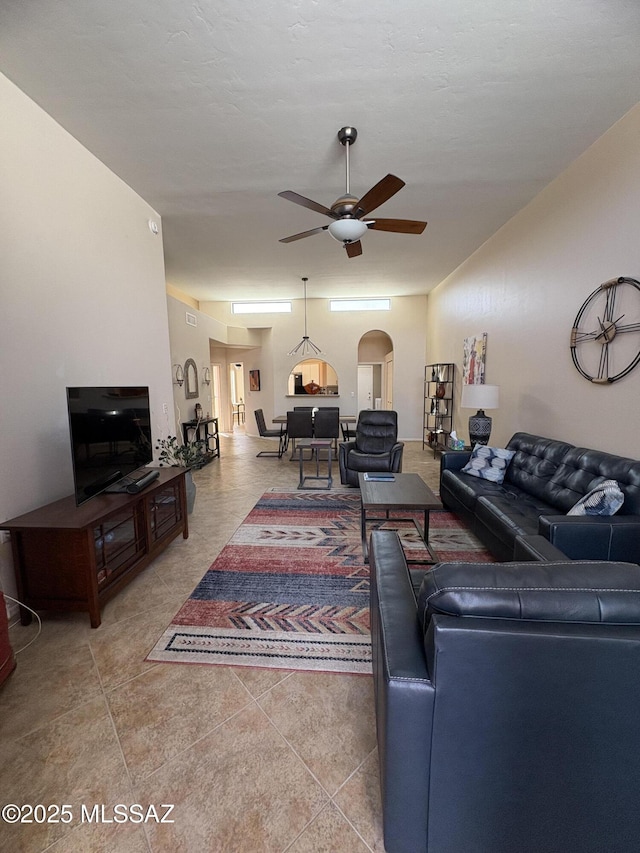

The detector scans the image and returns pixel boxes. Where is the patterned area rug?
[147,490,494,674]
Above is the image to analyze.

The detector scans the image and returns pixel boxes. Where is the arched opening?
[357,330,393,411]
[287,358,339,397]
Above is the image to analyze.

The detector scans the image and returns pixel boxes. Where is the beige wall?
[166,296,265,433]
[200,296,429,439]
[426,103,640,458]
[0,74,174,599]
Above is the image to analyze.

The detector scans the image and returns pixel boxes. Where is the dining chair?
[341,421,355,441]
[312,408,340,453]
[254,409,287,458]
[286,410,313,460]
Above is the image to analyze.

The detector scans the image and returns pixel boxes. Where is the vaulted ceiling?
[2,0,640,300]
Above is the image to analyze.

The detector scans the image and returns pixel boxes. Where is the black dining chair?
[286,410,313,461]
[341,421,355,441]
[312,408,340,454]
[254,409,287,458]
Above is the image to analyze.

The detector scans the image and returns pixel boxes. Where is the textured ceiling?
[2,0,640,301]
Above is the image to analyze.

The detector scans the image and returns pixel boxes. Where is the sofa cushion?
[475,492,557,547]
[545,446,640,514]
[344,449,394,473]
[504,433,575,501]
[417,560,640,630]
[461,445,515,483]
[567,479,625,516]
[441,469,513,516]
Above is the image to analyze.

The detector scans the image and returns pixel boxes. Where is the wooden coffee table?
[358,472,442,563]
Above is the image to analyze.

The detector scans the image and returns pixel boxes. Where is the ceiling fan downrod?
[337,126,357,197]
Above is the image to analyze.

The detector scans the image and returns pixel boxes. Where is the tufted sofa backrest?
[545,447,640,514]
[504,433,575,501]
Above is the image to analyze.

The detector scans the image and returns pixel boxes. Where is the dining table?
[273,412,357,461]
[272,413,356,425]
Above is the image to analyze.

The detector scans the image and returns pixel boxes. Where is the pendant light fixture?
[287,276,322,356]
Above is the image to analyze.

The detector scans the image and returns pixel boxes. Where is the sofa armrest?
[440,449,472,475]
[390,441,404,472]
[514,534,569,562]
[339,439,356,458]
[539,515,640,563]
[369,530,434,853]
[338,440,355,478]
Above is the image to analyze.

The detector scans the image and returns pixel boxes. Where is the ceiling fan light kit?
[328,219,370,243]
[278,127,427,258]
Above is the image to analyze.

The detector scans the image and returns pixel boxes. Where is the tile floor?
[0,431,441,852]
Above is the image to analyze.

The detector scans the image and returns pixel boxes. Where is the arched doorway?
[357,330,393,411]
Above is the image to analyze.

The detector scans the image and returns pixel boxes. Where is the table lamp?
[460,384,500,445]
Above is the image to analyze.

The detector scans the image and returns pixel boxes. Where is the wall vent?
[185,312,197,327]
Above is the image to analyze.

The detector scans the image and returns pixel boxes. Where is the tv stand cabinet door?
[11,527,101,628]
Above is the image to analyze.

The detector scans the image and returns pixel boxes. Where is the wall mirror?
[287,358,339,396]
[184,358,199,399]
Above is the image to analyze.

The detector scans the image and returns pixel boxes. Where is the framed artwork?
[462,333,487,384]
[249,369,261,391]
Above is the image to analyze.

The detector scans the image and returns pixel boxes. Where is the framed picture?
[249,369,261,391]
[462,333,487,384]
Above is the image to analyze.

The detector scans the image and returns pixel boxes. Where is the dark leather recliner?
[339,410,404,486]
[370,529,640,853]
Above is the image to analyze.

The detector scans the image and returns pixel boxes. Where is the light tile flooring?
[1,431,441,852]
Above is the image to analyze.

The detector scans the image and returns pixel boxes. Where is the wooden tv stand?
[1,468,188,628]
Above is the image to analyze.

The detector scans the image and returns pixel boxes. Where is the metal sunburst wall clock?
[570,276,640,383]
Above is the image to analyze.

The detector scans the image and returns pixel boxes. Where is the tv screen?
[66,386,153,505]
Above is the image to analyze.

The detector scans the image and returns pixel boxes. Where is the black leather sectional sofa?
[370,529,640,853]
[440,431,640,563]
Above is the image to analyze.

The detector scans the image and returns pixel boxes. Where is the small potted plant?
[155,435,207,513]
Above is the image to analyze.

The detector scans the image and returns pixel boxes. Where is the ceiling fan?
[278,126,428,258]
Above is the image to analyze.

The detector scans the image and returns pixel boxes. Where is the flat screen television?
[66,386,153,505]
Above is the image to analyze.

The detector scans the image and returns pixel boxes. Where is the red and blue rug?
[147,489,494,674]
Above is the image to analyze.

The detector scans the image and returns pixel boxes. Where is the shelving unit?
[423,363,455,456]
[1,468,188,628]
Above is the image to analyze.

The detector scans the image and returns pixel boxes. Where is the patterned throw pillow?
[460,445,515,484]
[567,479,624,516]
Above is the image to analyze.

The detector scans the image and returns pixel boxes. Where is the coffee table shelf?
[358,472,442,563]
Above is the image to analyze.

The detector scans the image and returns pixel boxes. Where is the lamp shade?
[328,219,369,243]
[460,384,500,410]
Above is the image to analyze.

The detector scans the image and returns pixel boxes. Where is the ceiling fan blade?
[355,174,405,216]
[345,240,363,258]
[368,218,428,235]
[279,225,328,243]
[278,191,337,219]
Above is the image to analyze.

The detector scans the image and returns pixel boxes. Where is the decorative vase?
[436,382,446,399]
[184,469,196,514]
